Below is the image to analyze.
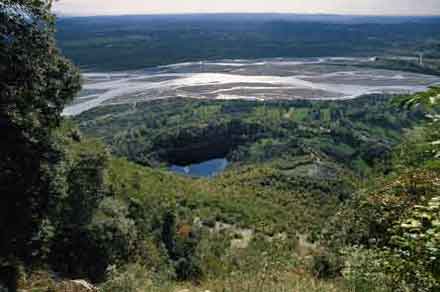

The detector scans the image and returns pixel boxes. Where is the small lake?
[170,158,228,178]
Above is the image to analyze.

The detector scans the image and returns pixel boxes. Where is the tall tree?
[0,0,81,264]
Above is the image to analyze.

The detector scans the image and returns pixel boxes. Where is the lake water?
[170,158,228,178]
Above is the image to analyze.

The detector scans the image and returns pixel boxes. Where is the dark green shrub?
[160,211,203,281]
[311,250,344,279]
[51,197,137,282]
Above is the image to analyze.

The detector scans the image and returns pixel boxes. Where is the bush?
[101,263,163,292]
[342,247,392,292]
[310,250,344,279]
[51,197,138,282]
[384,195,440,291]
[160,211,204,281]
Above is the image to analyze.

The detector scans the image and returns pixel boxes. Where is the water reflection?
[170,158,228,178]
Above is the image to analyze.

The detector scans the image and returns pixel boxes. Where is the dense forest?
[1,1,440,292]
[56,15,440,72]
[76,96,425,174]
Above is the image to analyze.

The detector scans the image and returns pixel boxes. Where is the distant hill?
[56,14,440,71]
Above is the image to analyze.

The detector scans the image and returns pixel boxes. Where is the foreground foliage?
[320,88,440,292]
[0,0,80,288]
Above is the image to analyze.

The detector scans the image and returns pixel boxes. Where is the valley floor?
[64,57,440,115]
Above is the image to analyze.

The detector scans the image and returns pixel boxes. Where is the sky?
[53,0,440,16]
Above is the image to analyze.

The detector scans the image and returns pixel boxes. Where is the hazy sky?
[53,0,440,16]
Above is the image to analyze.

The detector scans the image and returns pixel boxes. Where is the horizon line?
[55,11,440,18]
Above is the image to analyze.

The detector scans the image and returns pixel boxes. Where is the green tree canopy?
[0,0,81,263]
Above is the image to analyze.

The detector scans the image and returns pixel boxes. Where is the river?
[64,57,440,116]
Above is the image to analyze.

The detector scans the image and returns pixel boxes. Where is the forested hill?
[56,14,440,70]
